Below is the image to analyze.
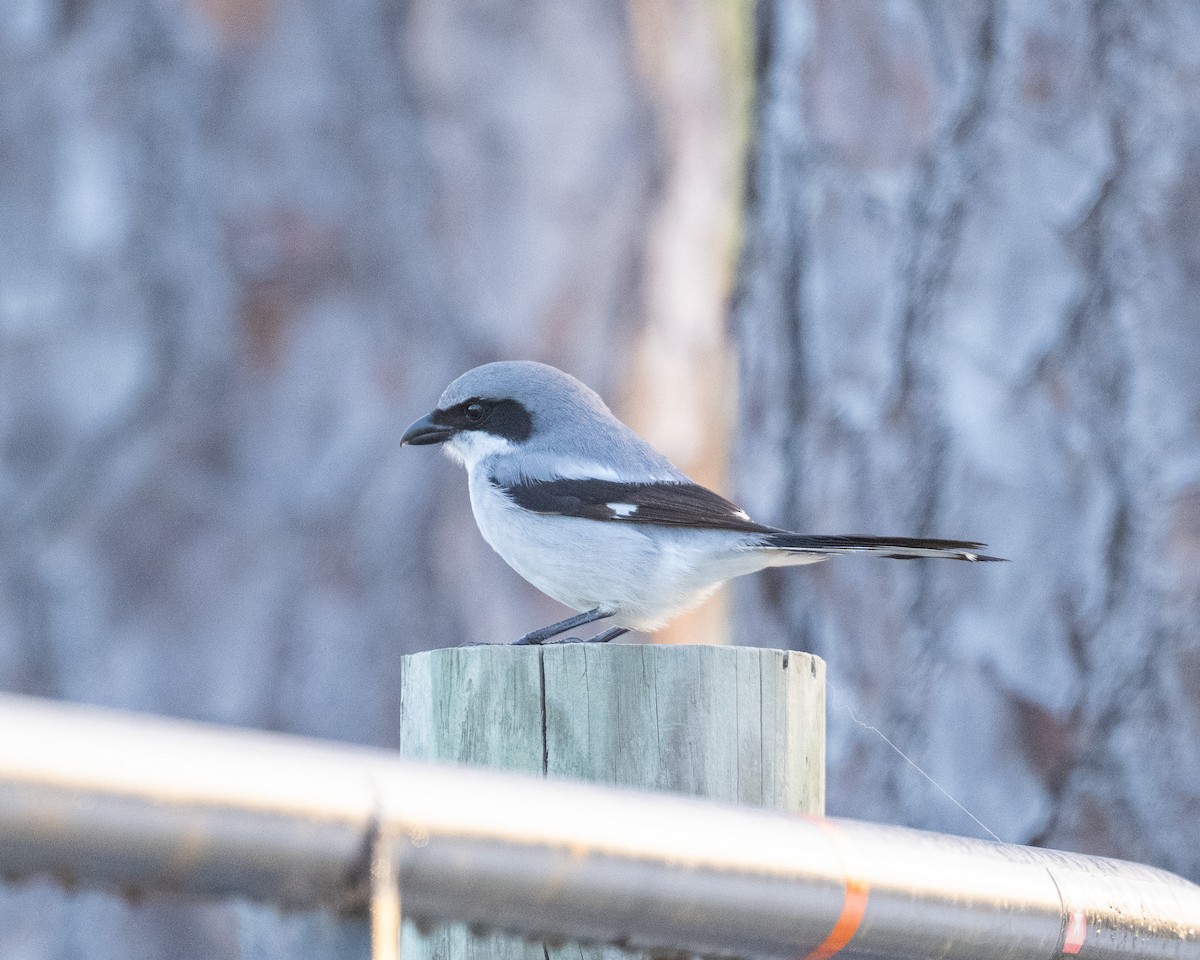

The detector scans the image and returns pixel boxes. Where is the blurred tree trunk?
[0,0,742,955]
[620,0,751,646]
[733,0,1200,879]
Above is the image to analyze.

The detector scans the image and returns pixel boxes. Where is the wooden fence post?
[397,644,825,958]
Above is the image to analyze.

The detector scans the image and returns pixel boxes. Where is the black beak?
[401,412,455,446]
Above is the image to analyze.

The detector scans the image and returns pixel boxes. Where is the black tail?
[763,533,1005,562]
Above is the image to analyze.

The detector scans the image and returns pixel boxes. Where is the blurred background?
[2,0,1199,955]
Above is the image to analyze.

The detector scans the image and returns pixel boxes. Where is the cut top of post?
[398,644,825,816]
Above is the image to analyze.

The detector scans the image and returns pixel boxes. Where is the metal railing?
[0,693,1197,959]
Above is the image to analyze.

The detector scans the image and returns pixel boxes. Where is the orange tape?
[802,875,869,960]
[1062,906,1087,955]
[801,821,869,960]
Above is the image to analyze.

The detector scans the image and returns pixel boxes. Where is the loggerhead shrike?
[402,361,1001,645]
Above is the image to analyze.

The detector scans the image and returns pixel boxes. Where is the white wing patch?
[555,461,623,481]
[607,502,638,518]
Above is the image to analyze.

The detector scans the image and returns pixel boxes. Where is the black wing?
[494,476,776,533]
[493,476,1005,560]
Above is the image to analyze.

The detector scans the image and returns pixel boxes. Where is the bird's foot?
[538,627,628,645]
[510,608,611,646]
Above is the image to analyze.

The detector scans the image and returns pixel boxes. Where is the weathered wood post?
[397,644,825,958]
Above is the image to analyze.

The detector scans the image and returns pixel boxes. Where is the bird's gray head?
[401,361,682,480]
[401,361,621,471]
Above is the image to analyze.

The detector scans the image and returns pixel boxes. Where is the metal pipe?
[0,693,1197,959]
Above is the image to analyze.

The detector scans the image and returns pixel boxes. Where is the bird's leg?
[544,627,630,645]
[586,627,628,644]
[512,608,611,646]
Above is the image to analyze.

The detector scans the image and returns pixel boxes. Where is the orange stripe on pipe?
[1062,906,1087,955]
[801,820,870,960]
[801,876,869,960]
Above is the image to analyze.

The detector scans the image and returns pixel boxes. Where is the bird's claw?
[509,635,584,646]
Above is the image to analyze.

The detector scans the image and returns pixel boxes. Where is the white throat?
[442,431,517,472]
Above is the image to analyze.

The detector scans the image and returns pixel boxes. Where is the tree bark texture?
[734,0,1200,880]
[0,0,745,955]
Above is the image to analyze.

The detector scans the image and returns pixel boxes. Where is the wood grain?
[398,644,825,958]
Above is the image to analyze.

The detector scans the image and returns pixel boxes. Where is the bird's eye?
[464,401,488,424]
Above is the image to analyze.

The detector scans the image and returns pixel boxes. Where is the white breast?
[463,466,788,632]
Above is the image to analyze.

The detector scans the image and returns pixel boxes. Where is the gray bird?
[402,361,1001,645]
